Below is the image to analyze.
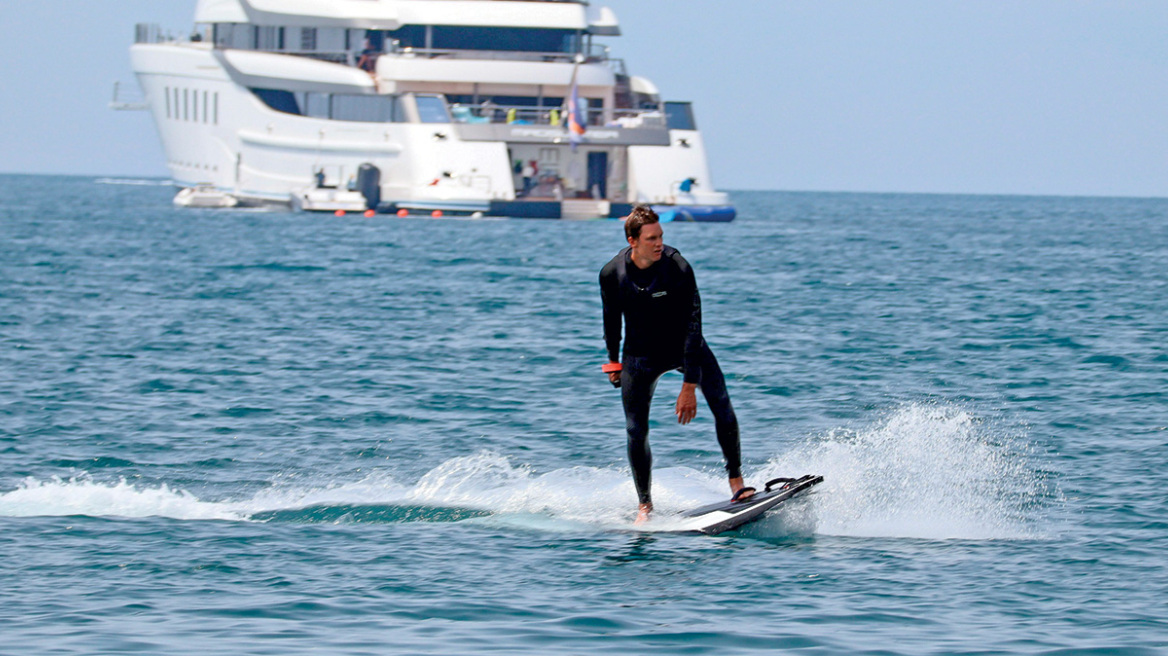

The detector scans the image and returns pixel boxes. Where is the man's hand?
[602,362,622,388]
[675,382,697,424]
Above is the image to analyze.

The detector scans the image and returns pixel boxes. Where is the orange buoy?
[363,209,375,218]
[396,208,409,218]
[431,210,443,218]
[334,209,345,217]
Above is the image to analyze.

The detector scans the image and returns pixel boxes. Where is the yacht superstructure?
[126,0,734,220]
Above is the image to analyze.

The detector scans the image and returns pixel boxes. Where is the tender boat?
[172,183,239,208]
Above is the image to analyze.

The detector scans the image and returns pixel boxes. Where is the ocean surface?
[1,174,1166,655]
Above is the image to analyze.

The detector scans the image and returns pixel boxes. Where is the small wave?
[0,476,242,521]
[0,457,728,530]
[242,455,643,528]
[251,504,493,524]
[93,178,174,187]
[216,263,328,273]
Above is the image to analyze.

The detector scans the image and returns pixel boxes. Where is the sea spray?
[765,402,1053,540]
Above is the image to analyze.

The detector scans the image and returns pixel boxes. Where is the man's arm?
[676,381,698,424]
[673,254,702,423]
[599,265,622,366]
[678,258,703,385]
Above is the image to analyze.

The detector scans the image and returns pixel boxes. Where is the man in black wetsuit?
[599,206,753,524]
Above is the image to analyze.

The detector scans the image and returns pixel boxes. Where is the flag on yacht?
[566,67,586,149]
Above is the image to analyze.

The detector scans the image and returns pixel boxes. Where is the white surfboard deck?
[662,475,823,535]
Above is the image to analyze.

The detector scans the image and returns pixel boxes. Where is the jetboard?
[667,474,823,535]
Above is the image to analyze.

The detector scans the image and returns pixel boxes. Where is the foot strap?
[731,486,756,503]
[764,474,818,492]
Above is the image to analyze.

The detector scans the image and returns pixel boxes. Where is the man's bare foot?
[634,502,653,525]
[729,477,756,502]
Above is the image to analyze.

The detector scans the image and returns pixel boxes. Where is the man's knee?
[703,388,736,424]
[713,408,738,429]
[625,419,649,444]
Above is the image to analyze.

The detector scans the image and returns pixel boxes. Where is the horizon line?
[1,170,1164,202]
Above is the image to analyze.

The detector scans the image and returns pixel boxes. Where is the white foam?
[0,404,1052,538]
[762,403,1050,540]
[0,476,243,521]
[234,470,412,515]
[0,457,723,529]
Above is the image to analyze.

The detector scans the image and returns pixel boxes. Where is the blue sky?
[1,1,1166,197]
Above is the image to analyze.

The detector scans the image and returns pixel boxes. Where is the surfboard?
[668,474,823,535]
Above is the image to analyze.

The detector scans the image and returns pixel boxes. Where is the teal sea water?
[1,174,1166,654]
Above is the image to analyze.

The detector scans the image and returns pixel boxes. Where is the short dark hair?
[624,205,659,240]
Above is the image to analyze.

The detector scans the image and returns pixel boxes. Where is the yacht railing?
[605,57,628,78]
[136,22,214,45]
[451,104,665,128]
[389,43,608,64]
[109,81,149,111]
[289,45,610,70]
[137,20,610,69]
[610,108,666,128]
[190,45,600,68]
[135,23,183,44]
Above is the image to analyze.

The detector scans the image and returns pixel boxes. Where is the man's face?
[629,222,664,263]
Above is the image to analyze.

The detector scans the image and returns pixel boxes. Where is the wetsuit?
[599,245,741,505]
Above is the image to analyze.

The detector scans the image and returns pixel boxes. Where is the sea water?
[1,175,1165,654]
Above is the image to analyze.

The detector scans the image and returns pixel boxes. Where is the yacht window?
[192,89,198,122]
[214,93,219,125]
[415,96,450,124]
[300,28,317,51]
[363,30,384,52]
[314,28,347,53]
[383,26,426,49]
[446,95,564,108]
[164,86,170,119]
[248,88,406,122]
[252,88,301,115]
[183,89,189,121]
[330,95,398,123]
[430,26,573,53]
[664,102,697,131]
[256,26,281,50]
[213,23,253,50]
[305,93,330,118]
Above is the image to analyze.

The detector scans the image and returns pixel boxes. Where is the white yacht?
[125,0,735,221]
